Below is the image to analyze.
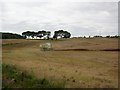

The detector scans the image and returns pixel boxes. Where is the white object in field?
[40,43,52,51]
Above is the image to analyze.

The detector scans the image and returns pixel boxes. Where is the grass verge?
[2,64,65,88]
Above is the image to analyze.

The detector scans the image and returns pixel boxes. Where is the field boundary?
[54,49,120,51]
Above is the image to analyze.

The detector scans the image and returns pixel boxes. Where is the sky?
[0,0,119,37]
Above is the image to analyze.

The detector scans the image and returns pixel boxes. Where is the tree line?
[1,30,71,39]
[1,31,119,39]
[73,35,120,38]
[1,32,25,39]
[22,30,51,39]
[22,30,71,40]
[93,35,120,38]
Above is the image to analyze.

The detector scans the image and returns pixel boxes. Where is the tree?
[63,31,71,38]
[22,31,38,39]
[22,30,51,40]
[53,31,58,40]
[46,31,51,40]
[41,30,47,36]
[31,31,36,39]
[37,30,47,39]
[53,30,71,39]
[106,35,110,38]
[22,31,33,39]
[22,32,27,38]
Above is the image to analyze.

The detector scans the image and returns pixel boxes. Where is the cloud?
[0,0,118,36]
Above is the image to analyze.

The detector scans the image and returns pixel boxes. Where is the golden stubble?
[2,38,118,88]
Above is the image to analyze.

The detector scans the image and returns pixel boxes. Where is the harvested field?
[2,38,118,88]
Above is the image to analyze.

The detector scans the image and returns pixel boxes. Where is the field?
[2,38,118,88]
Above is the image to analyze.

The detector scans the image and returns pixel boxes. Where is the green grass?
[2,64,65,88]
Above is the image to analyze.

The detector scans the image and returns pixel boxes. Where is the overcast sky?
[0,0,119,37]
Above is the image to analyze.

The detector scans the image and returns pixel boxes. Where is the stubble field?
[2,38,118,88]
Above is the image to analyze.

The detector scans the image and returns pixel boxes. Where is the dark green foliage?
[1,32,25,39]
[53,30,71,39]
[107,35,120,38]
[2,64,65,88]
[37,31,43,39]
[46,31,51,40]
[63,31,71,38]
[106,35,110,38]
[22,31,34,39]
[1,30,71,40]
[22,30,51,39]
[93,35,120,38]
[93,35,102,38]
[0,32,2,39]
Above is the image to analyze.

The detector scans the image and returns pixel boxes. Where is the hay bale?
[40,43,52,51]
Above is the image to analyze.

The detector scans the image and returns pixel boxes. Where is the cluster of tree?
[94,35,120,38]
[22,31,51,40]
[105,35,120,38]
[93,35,103,38]
[73,35,120,39]
[1,32,25,39]
[53,30,71,40]
[22,30,71,40]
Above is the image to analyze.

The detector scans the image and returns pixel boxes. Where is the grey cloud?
[0,1,118,36]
